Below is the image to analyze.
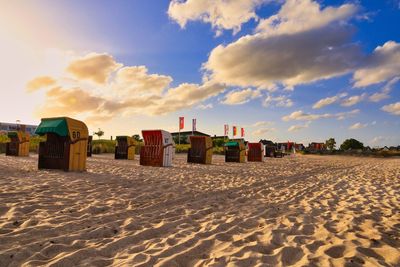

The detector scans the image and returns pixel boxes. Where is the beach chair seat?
[187,136,213,164]
[36,117,88,171]
[115,136,135,160]
[140,130,174,167]
[6,131,30,157]
[248,142,264,162]
[225,139,246,163]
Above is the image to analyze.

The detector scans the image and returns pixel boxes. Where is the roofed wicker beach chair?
[35,117,88,171]
[224,139,246,163]
[6,131,30,157]
[187,136,213,164]
[247,142,264,162]
[140,130,174,167]
[115,136,136,160]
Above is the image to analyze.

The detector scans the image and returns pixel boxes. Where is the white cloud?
[312,96,339,109]
[26,76,56,92]
[282,109,359,121]
[256,0,358,36]
[369,92,390,102]
[382,102,400,115]
[312,92,348,109]
[368,77,399,102]
[203,0,362,89]
[341,93,367,107]
[252,128,276,136]
[288,122,310,132]
[263,94,293,108]
[115,66,173,95]
[168,0,267,36]
[251,121,274,127]
[349,122,367,130]
[66,53,122,84]
[221,88,261,105]
[196,103,213,110]
[28,52,227,124]
[353,41,400,87]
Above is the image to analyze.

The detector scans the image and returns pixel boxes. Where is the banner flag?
[224,124,229,136]
[179,117,184,130]
[241,128,244,137]
[233,126,237,136]
[192,118,196,132]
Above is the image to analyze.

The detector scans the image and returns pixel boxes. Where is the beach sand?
[0,154,399,266]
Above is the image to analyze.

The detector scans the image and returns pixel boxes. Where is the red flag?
[192,118,196,132]
[224,124,229,136]
[179,117,184,130]
[241,128,244,137]
[233,126,237,136]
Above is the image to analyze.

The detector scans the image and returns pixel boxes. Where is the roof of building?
[170,130,210,137]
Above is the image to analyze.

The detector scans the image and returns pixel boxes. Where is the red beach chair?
[248,142,264,162]
[140,130,174,167]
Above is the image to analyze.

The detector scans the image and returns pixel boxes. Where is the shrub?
[340,138,364,150]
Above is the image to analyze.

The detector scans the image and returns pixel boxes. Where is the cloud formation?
[221,88,261,105]
[115,66,173,96]
[282,109,359,122]
[252,128,275,136]
[288,122,310,132]
[203,0,362,89]
[66,53,122,84]
[168,0,267,36]
[382,102,400,115]
[263,94,293,108]
[349,122,368,130]
[369,77,398,102]
[26,76,57,92]
[312,96,339,109]
[251,121,273,127]
[353,41,400,87]
[341,93,367,107]
[256,0,357,36]
[28,53,226,124]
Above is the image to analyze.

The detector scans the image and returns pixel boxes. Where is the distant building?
[308,142,326,151]
[211,135,226,140]
[294,143,305,151]
[0,122,38,135]
[170,130,210,138]
[259,139,275,146]
[277,142,296,151]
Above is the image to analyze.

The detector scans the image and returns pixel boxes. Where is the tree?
[93,128,104,139]
[213,138,226,147]
[340,138,364,150]
[132,134,143,142]
[173,135,189,144]
[325,138,336,150]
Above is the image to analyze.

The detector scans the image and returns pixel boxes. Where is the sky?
[0,0,399,147]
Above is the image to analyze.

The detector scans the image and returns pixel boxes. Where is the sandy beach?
[0,154,399,266]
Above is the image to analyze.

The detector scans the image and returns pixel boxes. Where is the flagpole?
[178,117,181,145]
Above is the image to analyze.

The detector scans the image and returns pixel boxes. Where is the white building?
[0,122,38,135]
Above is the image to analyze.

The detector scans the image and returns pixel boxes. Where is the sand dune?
[0,154,399,266]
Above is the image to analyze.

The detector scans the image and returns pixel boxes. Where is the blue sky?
[0,0,399,147]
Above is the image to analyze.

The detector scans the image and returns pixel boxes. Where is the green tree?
[173,135,189,144]
[132,134,143,142]
[93,128,105,139]
[213,138,226,147]
[325,138,336,150]
[340,138,364,150]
